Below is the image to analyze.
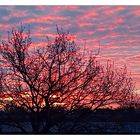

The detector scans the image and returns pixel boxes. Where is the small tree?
[119,93,140,110]
[0,25,134,133]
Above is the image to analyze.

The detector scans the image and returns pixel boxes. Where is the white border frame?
[0,0,140,5]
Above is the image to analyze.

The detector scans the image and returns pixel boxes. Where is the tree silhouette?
[119,93,140,110]
[0,25,134,133]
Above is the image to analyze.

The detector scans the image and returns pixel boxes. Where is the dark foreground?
[0,108,140,134]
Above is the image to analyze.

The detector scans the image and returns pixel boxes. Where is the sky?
[0,6,139,92]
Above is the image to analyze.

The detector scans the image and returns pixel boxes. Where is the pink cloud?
[25,15,67,24]
[103,6,125,15]
[2,10,28,21]
[79,22,93,28]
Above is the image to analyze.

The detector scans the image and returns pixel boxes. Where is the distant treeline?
[0,107,140,123]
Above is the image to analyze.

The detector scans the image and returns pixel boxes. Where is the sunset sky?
[0,6,139,92]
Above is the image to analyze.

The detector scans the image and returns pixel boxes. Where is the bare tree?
[0,25,134,133]
[119,92,140,110]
